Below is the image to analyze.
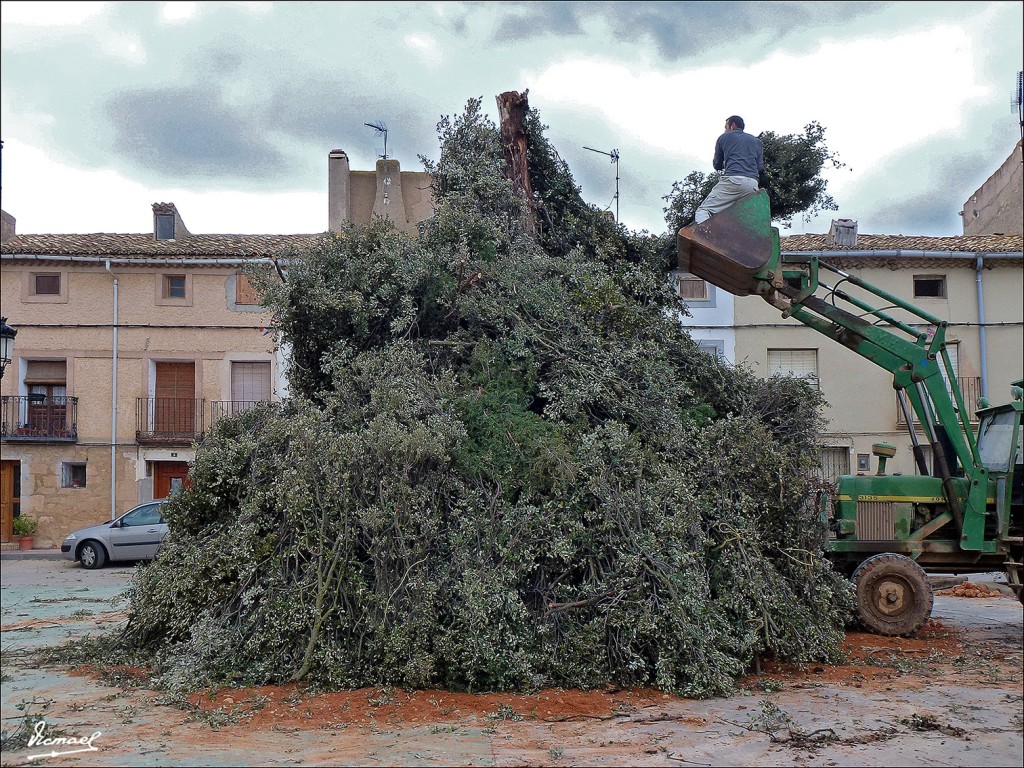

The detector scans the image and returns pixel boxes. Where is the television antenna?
[364,121,389,160]
[365,121,392,206]
[583,145,620,222]
[1013,71,1023,151]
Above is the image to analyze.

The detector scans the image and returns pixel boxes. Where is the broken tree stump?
[496,89,538,235]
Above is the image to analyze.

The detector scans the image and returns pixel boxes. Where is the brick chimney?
[328,149,351,233]
[152,202,190,241]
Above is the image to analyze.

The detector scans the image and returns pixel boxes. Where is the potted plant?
[13,515,38,550]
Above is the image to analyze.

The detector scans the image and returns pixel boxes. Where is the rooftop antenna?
[365,121,392,206]
[583,145,620,222]
[364,121,389,160]
[1013,71,1023,158]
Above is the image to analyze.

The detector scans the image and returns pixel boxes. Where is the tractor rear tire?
[852,553,933,637]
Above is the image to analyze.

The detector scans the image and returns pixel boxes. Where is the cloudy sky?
[2,1,1022,238]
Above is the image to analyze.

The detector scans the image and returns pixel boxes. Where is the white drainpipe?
[780,249,1022,400]
[105,260,119,520]
[4,253,287,518]
[976,256,988,399]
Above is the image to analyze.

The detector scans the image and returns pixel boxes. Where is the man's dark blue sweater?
[713,129,764,179]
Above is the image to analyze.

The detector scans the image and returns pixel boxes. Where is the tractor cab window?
[977,409,1019,472]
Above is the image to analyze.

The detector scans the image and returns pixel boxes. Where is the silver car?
[60,500,168,569]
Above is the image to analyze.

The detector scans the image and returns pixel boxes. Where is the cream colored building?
[0,205,315,547]
[0,154,434,548]
[734,232,1024,479]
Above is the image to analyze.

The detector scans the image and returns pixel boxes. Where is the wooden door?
[1,460,20,543]
[154,362,195,435]
[154,461,190,499]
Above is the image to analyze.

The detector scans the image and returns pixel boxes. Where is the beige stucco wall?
[961,141,1024,235]
[1,261,280,545]
[734,258,1023,477]
[342,164,433,236]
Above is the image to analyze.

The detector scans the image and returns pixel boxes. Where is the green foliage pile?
[665,121,847,230]
[119,98,852,697]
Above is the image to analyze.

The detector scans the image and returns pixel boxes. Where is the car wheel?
[78,541,107,570]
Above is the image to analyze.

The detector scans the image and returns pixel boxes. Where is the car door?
[106,503,166,561]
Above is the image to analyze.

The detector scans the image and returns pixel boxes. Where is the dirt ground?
[1,558,1021,767]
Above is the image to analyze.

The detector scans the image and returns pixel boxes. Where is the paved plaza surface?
[1,557,1021,767]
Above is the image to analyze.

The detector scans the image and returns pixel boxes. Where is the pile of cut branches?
[118,96,852,697]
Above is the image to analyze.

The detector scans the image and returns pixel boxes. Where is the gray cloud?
[104,86,293,180]
[846,139,1017,236]
[486,1,890,61]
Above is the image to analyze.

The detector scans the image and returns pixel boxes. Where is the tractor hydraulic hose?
[897,389,930,476]
[915,381,965,534]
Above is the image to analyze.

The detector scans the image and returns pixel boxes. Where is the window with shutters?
[767,348,819,389]
[231,362,271,403]
[234,272,261,306]
[675,273,710,302]
[215,362,272,420]
[24,271,68,303]
[22,360,69,436]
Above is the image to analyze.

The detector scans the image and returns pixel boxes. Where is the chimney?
[372,158,408,229]
[827,218,858,247]
[1,210,15,243]
[328,149,351,233]
[152,202,190,241]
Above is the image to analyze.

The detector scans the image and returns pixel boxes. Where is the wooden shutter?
[236,273,260,305]
[154,362,195,433]
[231,362,271,402]
[677,274,709,301]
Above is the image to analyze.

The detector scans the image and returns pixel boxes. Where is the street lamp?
[0,317,17,380]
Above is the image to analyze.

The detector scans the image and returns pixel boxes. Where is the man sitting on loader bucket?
[694,115,765,224]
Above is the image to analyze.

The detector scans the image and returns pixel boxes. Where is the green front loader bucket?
[677,190,782,297]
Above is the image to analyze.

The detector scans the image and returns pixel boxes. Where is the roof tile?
[1,232,323,258]
[780,232,1022,253]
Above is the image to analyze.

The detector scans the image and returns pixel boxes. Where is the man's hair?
[726,115,745,130]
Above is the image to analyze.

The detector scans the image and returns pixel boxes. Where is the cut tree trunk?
[496,89,538,236]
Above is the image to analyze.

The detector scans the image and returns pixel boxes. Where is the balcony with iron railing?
[209,400,271,427]
[1,395,79,441]
[136,397,205,443]
[896,376,983,426]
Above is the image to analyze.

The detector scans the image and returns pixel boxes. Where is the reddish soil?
[186,685,672,729]
[935,583,1011,598]
[62,617,1006,736]
[746,618,967,691]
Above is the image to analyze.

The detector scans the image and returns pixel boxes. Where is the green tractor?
[678,192,1024,636]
